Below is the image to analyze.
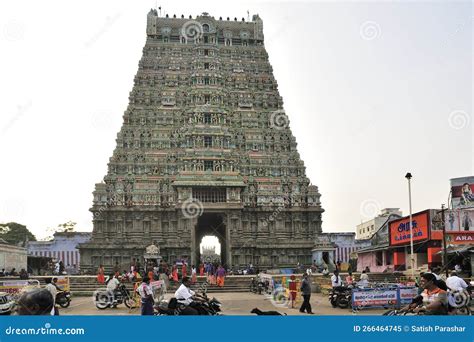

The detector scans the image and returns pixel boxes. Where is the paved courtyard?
[60,292,386,316]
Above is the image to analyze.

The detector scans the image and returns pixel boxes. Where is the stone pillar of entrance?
[226,214,232,267]
[190,217,197,267]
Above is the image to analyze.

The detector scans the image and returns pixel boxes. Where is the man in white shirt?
[331,270,343,288]
[174,277,197,305]
[446,271,468,291]
[107,274,120,303]
[44,277,57,315]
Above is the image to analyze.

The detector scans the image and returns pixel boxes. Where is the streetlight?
[405,172,414,279]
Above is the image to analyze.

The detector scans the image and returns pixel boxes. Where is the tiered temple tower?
[79,10,324,272]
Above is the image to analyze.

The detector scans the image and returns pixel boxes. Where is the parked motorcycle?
[56,290,71,308]
[329,286,352,309]
[249,277,265,294]
[156,293,222,315]
[95,284,136,310]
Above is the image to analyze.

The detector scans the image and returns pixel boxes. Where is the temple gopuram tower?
[79,10,324,272]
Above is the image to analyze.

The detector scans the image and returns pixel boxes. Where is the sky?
[0,0,472,246]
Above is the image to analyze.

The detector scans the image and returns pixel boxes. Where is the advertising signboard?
[389,211,430,246]
[450,176,474,209]
[445,209,474,232]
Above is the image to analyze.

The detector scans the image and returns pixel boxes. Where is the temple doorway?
[194,213,227,266]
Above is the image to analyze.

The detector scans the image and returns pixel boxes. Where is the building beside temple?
[79,10,324,272]
[0,238,27,273]
[28,232,91,274]
[356,208,402,240]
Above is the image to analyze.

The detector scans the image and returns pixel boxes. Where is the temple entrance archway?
[193,213,228,267]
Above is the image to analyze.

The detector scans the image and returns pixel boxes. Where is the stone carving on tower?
[79,10,324,272]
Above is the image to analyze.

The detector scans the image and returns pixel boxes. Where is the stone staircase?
[19,275,253,296]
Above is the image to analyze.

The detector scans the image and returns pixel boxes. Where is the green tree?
[0,222,36,246]
[57,221,76,233]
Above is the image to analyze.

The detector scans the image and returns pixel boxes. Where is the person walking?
[182,262,187,278]
[97,264,105,284]
[44,277,58,315]
[171,264,179,282]
[216,265,226,287]
[299,273,314,314]
[137,276,154,315]
[191,265,197,284]
[288,274,297,308]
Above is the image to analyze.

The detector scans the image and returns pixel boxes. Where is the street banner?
[352,288,398,308]
[0,280,40,296]
[398,287,418,305]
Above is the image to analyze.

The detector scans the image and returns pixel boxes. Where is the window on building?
[193,187,226,203]
[204,136,212,147]
[204,49,209,56]
[204,113,211,124]
[204,160,213,171]
[204,36,209,44]
[204,63,209,70]
[204,95,210,104]
[202,24,210,33]
[225,39,231,46]
[204,77,210,85]
[163,37,169,43]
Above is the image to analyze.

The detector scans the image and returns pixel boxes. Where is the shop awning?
[436,245,474,254]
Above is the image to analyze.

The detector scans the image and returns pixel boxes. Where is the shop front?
[388,210,443,271]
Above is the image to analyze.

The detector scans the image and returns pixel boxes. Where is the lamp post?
[405,172,414,279]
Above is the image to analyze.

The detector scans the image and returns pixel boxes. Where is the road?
[59,292,386,316]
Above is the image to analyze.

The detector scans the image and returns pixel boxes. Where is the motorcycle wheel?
[330,299,337,308]
[59,299,71,308]
[336,297,349,309]
[95,293,111,310]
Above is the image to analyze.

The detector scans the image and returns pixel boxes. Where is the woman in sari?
[199,263,204,276]
[97,264,105,284]
[171,264,179,282]
[181,263,187,278]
